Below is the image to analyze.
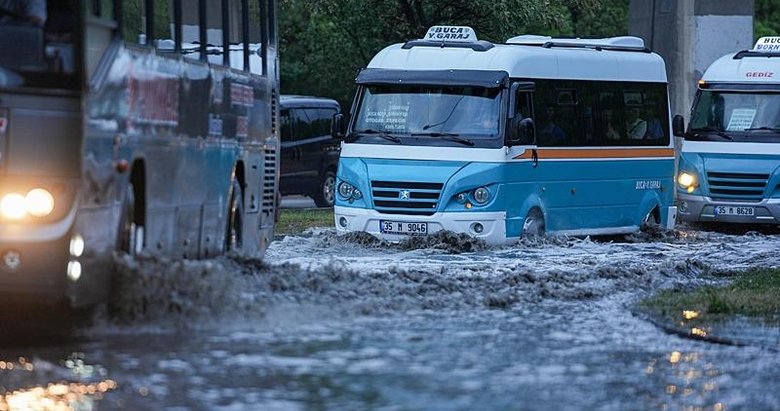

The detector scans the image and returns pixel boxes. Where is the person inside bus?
[601,109,621,140]
[644,105,665,140]
[0,0,46,27]
[539,105,567,144]
[626,105,647,139]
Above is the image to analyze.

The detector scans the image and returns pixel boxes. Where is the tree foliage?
[279,0,628,107]
[756,0,780,39]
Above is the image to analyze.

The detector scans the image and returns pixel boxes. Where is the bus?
[675,37,780,226]
[332,26,677,245]
[0,0,279,309]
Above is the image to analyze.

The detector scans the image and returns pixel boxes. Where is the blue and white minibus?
[333,26,677,244]
[675,37,780,226]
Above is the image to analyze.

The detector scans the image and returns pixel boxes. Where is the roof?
[365,35,667,83]
[701,51,780,84]
[280,95,340,109]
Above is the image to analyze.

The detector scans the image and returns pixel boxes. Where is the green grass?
[275,208,334,236]
[638,268,780,322]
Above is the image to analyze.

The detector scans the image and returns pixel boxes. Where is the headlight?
[0,188,55,220]
[25,188,54,217]
[338,182,355,198]
[677,172,697,192]
[0,193,26,220]
[473,187,490,204]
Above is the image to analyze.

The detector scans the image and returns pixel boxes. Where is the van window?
[280,109,292,141]
[293,109,316,140]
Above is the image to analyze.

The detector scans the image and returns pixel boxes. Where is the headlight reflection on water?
[648,351,726,411]
[0,357,117,411]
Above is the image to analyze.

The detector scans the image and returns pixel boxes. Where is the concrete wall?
[629,0,754,119]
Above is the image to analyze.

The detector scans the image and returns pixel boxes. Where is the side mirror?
[672,114,685,137]
[510,118,535,145]
[331,113,345,139]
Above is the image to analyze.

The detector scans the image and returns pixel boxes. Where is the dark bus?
[0,0,279,309]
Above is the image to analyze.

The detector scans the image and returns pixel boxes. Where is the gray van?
[280,95,341,207]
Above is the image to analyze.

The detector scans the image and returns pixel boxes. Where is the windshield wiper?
[690,127,733,141]
[744,126,780,133]
[353,128,402,144]
[411,132,475,146]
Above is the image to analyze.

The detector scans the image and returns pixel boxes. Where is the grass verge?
[276,208,334,236]
[637,268,780,325]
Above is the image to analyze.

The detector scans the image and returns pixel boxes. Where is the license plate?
[380,220,428,235]
[714,206,755,216]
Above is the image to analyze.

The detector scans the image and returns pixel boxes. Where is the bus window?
[227,0,244,70]
[153,0,174,51]
[247,0,264,74]
[181,0,201,60]
[123,0,147,45]
[206,0,223,65]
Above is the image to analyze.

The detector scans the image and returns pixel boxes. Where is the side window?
[624,90,646,140]
[181,0,202,60]
[91,0,114,19]
[595,87,626,145]
[248,0,266,75]
[316,108,337,136]
[152,1,174,51]
[228,0,244,70]
[302,108,323,137]
[292,109,315,140]
[509,90,534,145]
[123,0,146,45]
[640,85,670,145]
[206,1,223,64]
[280,109,292,142]
[534,80,576,147]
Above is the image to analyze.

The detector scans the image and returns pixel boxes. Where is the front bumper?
[334,206,511,245]
[677,193,780,224]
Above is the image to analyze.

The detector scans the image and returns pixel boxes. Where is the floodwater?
[1,226,779,410]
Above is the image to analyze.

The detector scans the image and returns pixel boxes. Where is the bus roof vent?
[506,35,650,53]
[402,26,495,52]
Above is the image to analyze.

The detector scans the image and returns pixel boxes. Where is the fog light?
[70,234,85,258]
[2,250,21,271]
[679,201,688,213]
[67,261,82,282]
[0,193,26,220]
[472,222,484,234]
[339,216,348,228]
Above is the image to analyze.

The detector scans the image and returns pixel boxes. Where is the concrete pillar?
[629,0,754,119]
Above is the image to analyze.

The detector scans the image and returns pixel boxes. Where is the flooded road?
[1,227,779,410]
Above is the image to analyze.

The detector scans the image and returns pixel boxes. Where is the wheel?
[522,208,545,237]
[641,207,661,230]
[313,169,336,208]
[226,180,244,251]
[119,183,144,255]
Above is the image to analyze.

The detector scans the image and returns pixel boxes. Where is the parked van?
[332,26,677,244]
[280,95,341,207]
[675,37,780,226]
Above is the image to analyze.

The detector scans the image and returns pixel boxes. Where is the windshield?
[351,84,502,146]
[689,90,780,142]
[0,1,79,90]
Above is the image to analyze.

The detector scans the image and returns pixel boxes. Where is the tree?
[280,0,625,108]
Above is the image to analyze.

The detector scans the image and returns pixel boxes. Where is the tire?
[119,183,144,255]
[522,208,545,238]
[313,169,336,208]
[226,180,244,251]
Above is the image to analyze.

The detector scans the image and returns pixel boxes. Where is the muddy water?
[1,227,779,410]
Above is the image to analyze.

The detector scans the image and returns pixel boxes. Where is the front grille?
[371,180,443,216]
[707,171,768,201]
[262,147,277,216]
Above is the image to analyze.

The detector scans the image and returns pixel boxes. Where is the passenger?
[626,105,647,139]
[0,0,46,27]
[644,106,665,139]
[539,105,567,144]
[602,109,621,140]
